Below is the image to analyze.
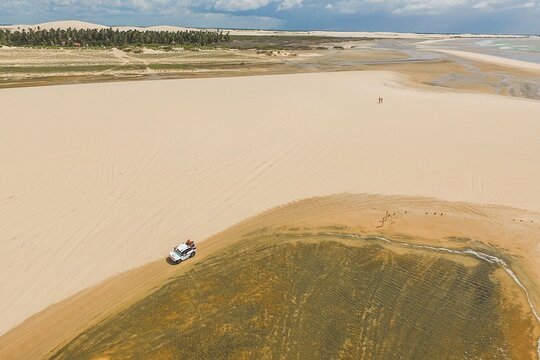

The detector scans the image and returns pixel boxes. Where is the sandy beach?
[1,70,540,337]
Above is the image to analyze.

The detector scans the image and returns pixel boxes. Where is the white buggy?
[168,241,196,264]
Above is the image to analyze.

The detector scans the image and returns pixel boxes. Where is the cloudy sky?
[1,0,539,34]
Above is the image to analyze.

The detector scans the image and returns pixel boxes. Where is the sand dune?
[1,71,540,336]
[0,20,195,32]
[1,20,109,31]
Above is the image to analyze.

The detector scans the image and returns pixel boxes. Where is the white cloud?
[188,11,283,27]
[214,0,271,11]
[471,0,540,9]
[211,0,303,11]
[392,0,467,14]
[472,0,507,10]
[49,0,74,5]
[327,0,539,14]
[0,0,285,29]
[42,0,179,13]
[520,1,536,7]
[1,0,539,33]
[277,0,303,10]
[0,0,290,14]
[4,0,535,16]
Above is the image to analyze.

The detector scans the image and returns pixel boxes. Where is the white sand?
[1,20,109,31]
[429,49,540,72]
[1,71,540,335]
[0,20,194,33]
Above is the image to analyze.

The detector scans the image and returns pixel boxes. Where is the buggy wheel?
[189,252,196,258]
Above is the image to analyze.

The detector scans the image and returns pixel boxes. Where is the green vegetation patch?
[146,62,256,70]
[225,35,374,50]
[51,239,535,359]
[0,28,229,47]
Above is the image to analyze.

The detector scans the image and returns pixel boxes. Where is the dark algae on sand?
[51,235,537,359]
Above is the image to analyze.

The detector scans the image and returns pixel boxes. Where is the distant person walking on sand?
[378,97,384,104]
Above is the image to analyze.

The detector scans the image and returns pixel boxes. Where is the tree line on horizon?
[0,27,230,47]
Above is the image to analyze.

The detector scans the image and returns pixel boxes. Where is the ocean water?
[430,37,540,64]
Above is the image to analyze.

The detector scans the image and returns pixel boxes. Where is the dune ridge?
[0,20,192,32]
